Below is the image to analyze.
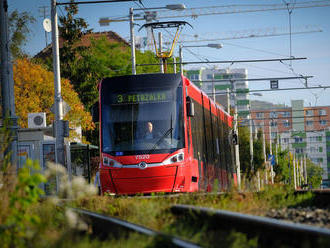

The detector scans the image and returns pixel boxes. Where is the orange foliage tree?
[13,58,94,141]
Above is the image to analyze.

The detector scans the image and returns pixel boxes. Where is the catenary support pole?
[226,88,230,113]
[230,84,240,190]
[297,158,300,187]
[212,73,215,102]
[249,114,254,172]
[293,153,297,190]
[275,134,279,164]
[263,128,267,185]
[0,0,18,169]
[158,32,164,73]
[234,106,241,190]
[304,154,307,184]
[269,120,274,184]
[129,8,136,75]
[179,45,183,74]
[300,158,303,186]
[298,157,301,187]
[51,0,65,177]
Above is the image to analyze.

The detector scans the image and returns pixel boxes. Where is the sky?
[9,0,330,107]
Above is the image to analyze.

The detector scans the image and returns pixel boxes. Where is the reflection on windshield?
[102,87,183,155]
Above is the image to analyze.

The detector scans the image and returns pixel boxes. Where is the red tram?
[97,73,236,195]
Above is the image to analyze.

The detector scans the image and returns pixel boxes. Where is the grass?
[0,156,314,247]
[73,184,313,226]
[67,184,314,247]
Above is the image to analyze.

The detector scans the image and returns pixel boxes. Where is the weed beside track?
[69,185,320,247]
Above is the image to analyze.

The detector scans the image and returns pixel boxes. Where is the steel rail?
[72,208,200,248]
[171,204,330,245]
[295,189,330,208]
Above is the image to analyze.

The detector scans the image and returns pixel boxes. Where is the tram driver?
[144,121,155,139]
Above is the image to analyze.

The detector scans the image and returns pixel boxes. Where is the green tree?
[58,0,92,82]
[253,129,265,172]
[238,125,251,177]
[274,148,290,184]
[8,10,35,58]
[238,127,265,179]
[306,159,323,188]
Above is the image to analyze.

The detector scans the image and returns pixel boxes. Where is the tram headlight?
[163,152,184,165]
[103,157,109,165]
[103,156,122,167]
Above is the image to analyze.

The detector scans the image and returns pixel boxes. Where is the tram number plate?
[136,155,150,160]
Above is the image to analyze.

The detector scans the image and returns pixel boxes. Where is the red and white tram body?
[98,73,236,195]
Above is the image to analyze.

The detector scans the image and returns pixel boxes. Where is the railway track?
[72,208,200,248]
[171,204,330,247]
[295,189,330,208]
[70,189,330,247]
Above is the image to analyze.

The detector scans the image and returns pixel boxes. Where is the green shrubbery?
[1,160,45,247]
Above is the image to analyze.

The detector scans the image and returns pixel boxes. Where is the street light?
[181,43,223,49]
[179,43,223,101]
[163,4,186,10]
[178,43,223,73]
[207,43,223,49]
[132,4,186,11]
[250,92,263,96]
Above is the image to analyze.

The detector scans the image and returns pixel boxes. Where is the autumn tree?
[13,58,94,141]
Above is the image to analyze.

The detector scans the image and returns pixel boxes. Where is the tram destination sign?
[111,90,173,104]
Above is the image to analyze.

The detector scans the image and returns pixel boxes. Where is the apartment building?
[186,68,249,117]
[251,100,330,185]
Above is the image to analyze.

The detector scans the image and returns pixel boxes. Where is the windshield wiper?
[146,127,173,154]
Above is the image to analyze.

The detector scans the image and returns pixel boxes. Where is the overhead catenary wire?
[238,140,330,145]
[102,1,330,21]
[136,57,307,66]
[222,41,289,58]
[184,47,214,69]
[56,0,138,5]
[192,76,312,83]
[246,115,327,121]
[239,120,328,128]
[206,85,330,95]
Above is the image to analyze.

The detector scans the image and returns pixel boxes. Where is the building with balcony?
[186,68,249,116]
[251,100,330,185]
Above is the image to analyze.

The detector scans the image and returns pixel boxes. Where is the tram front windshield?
[101,86,184,156]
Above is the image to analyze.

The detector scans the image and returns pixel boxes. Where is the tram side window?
[209,108,216,166]
[212,114,220,167]
[190,99,203,160]
[223,116,230,172]
[222,116,229,170]
[197,102,204,160]
[205,105,213,165]
[190,102,198,159]
[218,116,225,171]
